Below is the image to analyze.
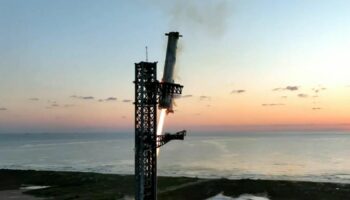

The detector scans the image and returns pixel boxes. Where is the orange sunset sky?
[1,0,350,133]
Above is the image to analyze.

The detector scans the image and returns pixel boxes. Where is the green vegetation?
[1,169,350,200]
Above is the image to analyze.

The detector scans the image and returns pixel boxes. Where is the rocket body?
[162,32,180,84]
[159,32,181,112]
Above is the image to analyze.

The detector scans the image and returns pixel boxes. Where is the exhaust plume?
[156,109,167,156]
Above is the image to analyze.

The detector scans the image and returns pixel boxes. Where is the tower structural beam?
[134,62,158,200]
[134,32,185,200]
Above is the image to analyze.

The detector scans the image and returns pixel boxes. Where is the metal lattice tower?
[134,62,158,200]
[134,32,185,200]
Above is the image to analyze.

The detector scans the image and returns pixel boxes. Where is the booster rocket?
[159,32,182,113]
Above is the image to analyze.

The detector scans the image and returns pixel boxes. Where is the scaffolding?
[134,61,184,200]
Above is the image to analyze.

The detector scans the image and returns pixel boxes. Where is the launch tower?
[134,32,186,200]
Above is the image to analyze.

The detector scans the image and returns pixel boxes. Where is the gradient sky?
[1,0,350,133]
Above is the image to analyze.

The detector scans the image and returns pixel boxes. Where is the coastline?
[1,169,350,200]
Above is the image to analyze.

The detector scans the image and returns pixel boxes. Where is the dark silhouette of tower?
[134,32,185,200]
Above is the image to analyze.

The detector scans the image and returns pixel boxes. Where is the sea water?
[1,132,350,183]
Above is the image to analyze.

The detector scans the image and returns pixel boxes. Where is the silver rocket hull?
[159,32,182,112]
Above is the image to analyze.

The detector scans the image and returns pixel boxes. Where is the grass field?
[1,169,350,200]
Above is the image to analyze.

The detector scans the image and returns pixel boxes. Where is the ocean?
[1,132,350,183]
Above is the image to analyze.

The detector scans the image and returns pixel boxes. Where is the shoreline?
[3,166,350,185]
[1,169,350,199]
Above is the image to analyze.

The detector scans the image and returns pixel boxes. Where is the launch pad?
[134,32,186,200]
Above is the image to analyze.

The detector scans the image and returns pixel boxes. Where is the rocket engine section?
[159,32,182,113]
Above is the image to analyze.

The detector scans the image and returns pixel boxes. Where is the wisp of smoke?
[151,0,231,37]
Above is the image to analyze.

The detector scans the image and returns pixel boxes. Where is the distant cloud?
[98,97,118,102]
[46,103,60,109]
[71,95,94,100]
[0,107,7,111]
[199,95,211,101]
[281,96,288,99]
[122,99,132,103]
[173,94,193,99]
[286,86,299,91]
[106,97,117,101]
[298,93,308,98]
[63,104,75,108]
[82,96,94,100]
[174,94,193,99]
[273,86,299,91]
[29,98,39,101]
[231,89,245,94]
[312,107,322,110]
[312,86,326,93]
[262,103,285,106]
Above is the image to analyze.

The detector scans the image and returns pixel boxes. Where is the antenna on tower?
[145,46,148,62]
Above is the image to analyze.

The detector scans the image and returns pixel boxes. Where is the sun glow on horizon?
[1,1,350,133]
